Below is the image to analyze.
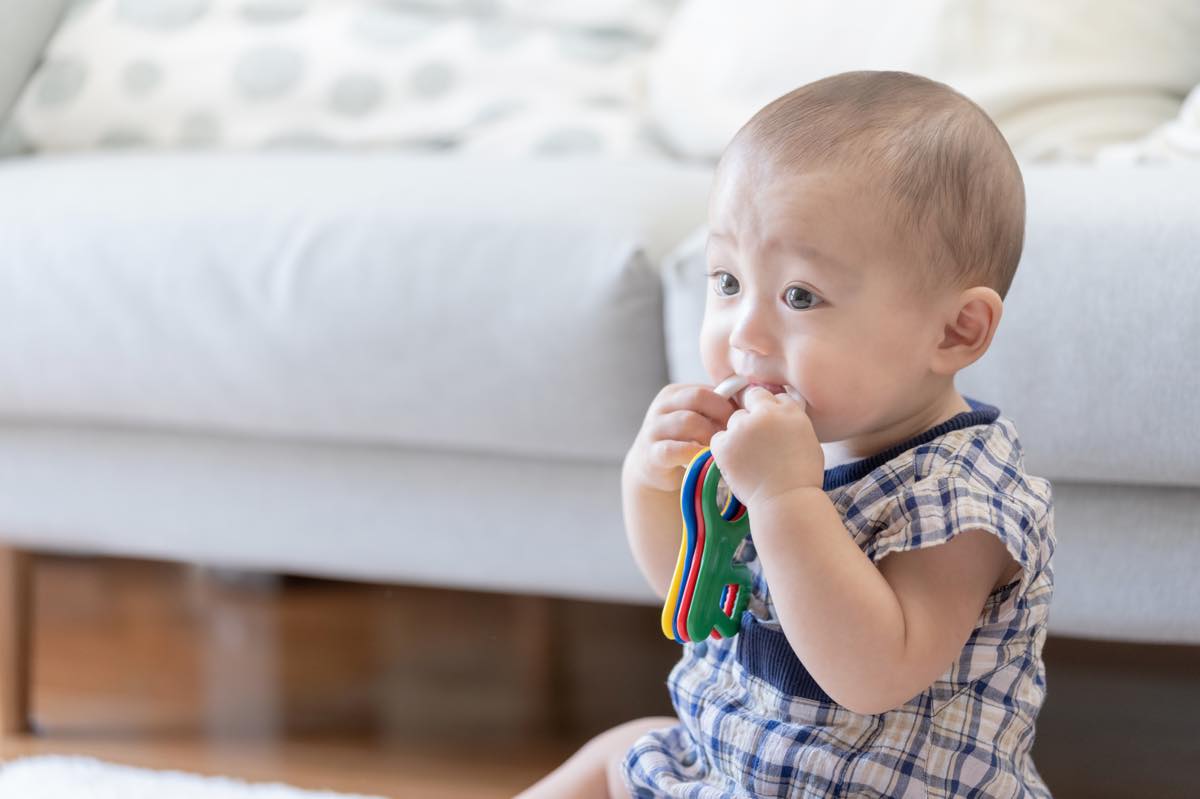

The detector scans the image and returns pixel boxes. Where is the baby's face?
[700,161,953,445]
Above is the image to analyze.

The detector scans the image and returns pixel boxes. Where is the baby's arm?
[622,383,739,599]
[749,487,1017,715]
[621,460,685,600]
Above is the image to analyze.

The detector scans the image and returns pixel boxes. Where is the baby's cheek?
[791,347,863,436]
[698,321,729,384]
[788,342,835,402]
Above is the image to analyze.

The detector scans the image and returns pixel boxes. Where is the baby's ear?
[931,287,1003,375]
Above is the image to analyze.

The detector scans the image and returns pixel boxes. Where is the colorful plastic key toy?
[660,375,755,644]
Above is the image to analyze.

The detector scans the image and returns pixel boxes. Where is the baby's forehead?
[709,161,913,255]
[706,164,942,299]
[710,72,1026,301]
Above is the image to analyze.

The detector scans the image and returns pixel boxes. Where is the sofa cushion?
[6,0,673,158]
[0,151,711,462]
[663,163,1200,488]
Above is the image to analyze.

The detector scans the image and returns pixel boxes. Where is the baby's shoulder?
[817,414,1057,629]
[836,416,1054,560]
[916,415,1047,492]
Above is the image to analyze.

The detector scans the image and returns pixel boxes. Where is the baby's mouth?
[715,375,806,409]
[736,383,792,408]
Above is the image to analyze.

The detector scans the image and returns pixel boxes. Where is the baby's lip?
[737,383,788,406]
[714,375,806,409]
[725,377,806,410]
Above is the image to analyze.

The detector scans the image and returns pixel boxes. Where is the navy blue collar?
[822,397,1000,491]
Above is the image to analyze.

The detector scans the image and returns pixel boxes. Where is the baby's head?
[700,70,1025,455]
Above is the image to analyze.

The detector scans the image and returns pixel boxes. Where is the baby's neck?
[821,389,973,469]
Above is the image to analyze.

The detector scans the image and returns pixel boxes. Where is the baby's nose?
[729,309,777,356]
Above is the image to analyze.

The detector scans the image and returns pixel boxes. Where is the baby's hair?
[723,70,1025,300]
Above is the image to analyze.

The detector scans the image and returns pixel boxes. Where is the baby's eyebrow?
[787,240,866,288]
[778,238,844,270]
[710,231,844,268]
[708,231,861,292]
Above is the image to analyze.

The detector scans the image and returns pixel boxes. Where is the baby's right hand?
[625,383,738,493]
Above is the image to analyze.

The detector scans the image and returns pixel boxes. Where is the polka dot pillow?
[6,0,678,157]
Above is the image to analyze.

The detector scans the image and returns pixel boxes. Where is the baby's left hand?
[708,386,825,508]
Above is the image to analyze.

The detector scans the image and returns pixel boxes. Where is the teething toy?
[660,375,755,644]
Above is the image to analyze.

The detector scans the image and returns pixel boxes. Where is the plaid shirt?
[624,398,1056,798]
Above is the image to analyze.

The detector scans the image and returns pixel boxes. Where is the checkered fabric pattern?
[623,402,1056,798]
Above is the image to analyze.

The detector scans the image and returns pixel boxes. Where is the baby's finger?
[739,385,780,412]
[649,409,721,446]
[658,384,736,426]
[708,429,727,463]
[650,439,707,470]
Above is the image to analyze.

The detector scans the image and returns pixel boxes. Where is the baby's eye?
[784,285,822,310]
[709,271,740,297]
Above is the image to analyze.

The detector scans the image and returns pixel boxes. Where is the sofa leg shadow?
[0,546,33,738]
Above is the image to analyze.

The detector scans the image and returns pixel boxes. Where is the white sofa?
[3,151,1197,636]
[1,0,1198,737]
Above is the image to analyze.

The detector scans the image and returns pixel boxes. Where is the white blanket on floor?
[0,756,387,799]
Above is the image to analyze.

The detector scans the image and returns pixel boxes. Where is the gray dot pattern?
[14,1,654,157]
[557,29,644,64]
[239,0,307,24]
[122,60,162,96]
[350,10,437,49]
[233,46,305,99]
[472,99,523,126]
[97,129,148,148]
[116,0,210,29]
[535,127,605,155]
[264,130,335,148]
[329,74,383,117]
[178,112,221,145]
[474,20,525,51]
[460,0,499,15]
[410,62,455,100]
[582,94,626,109]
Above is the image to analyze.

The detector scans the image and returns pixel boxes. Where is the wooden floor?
[1,555,1198,798]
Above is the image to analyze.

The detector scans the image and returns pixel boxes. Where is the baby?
[519,70,1055,798]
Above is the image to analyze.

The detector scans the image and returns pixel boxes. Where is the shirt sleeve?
[864,472,1052,598]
